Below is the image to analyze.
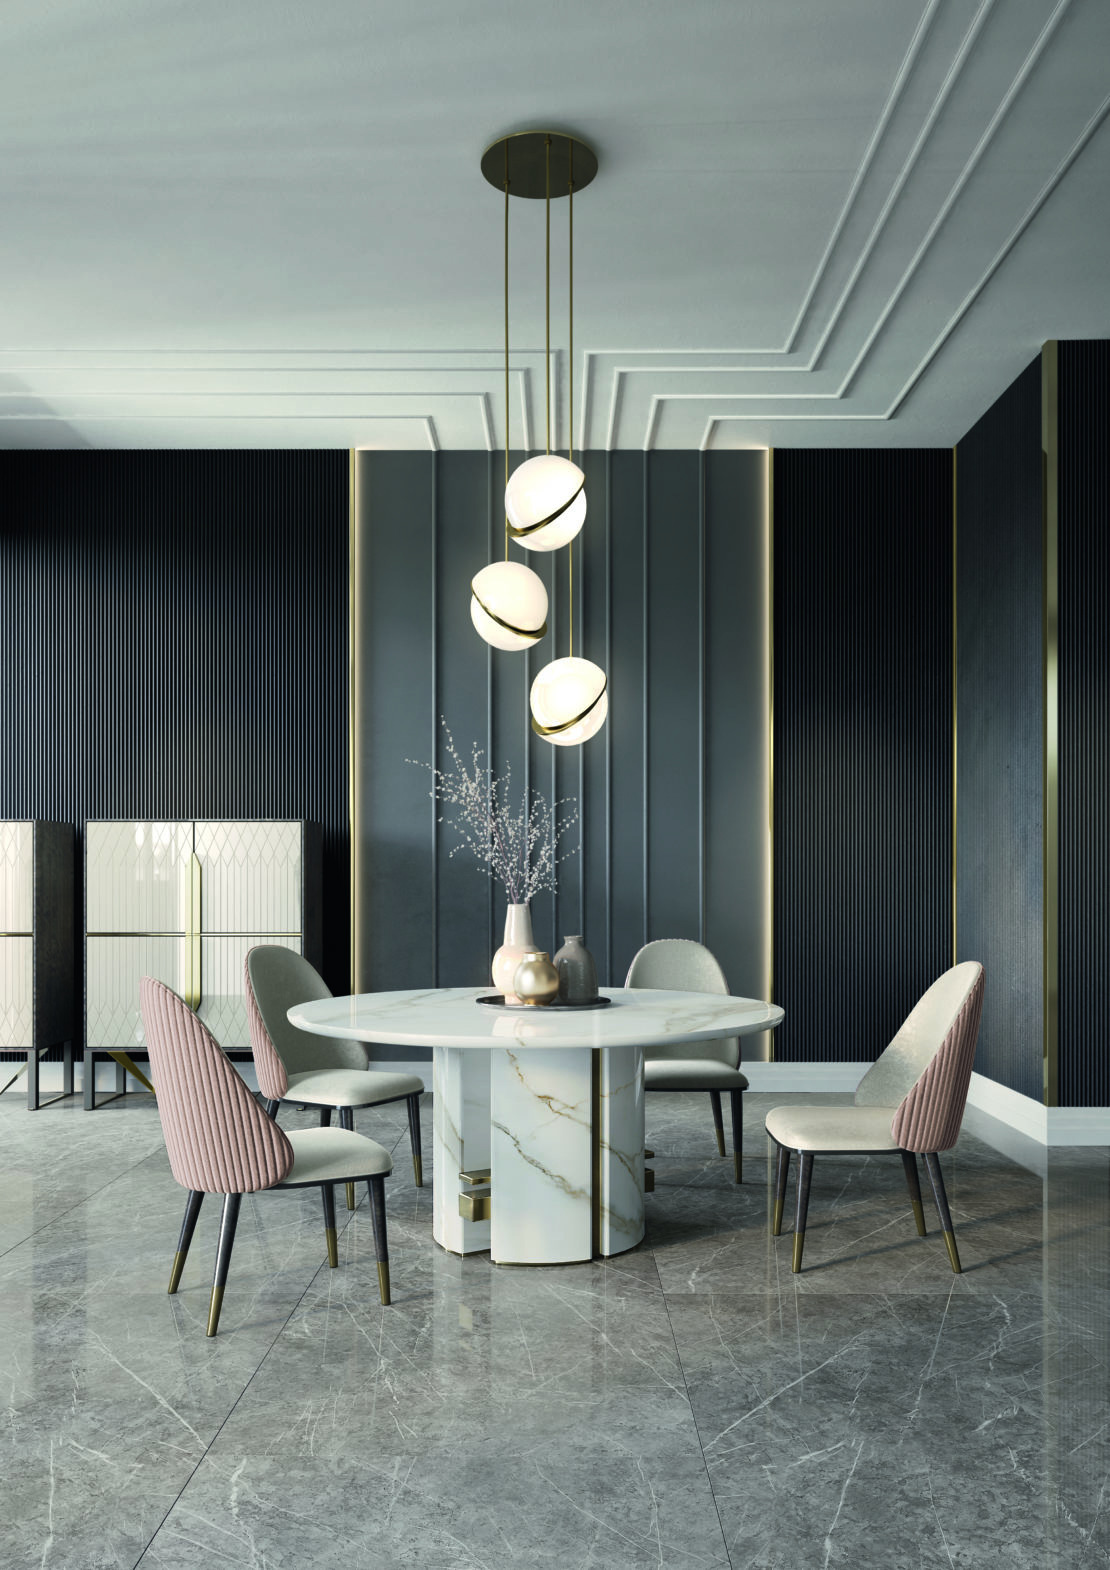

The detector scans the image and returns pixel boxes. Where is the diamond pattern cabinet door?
[86,937,188,1048]
[196,934,301,1048]
[0,937,33,1048]
[0,822,34,933]
[194,822,302,935]
[85,822,192,935]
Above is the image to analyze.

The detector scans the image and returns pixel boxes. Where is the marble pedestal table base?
[433,1040,643,1263]
[287,986,784,1268]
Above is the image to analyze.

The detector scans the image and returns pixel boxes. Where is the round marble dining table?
[288,985,783,1266]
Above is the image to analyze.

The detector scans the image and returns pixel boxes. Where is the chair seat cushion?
[765,1104,898,1152]
[279,1127,393,1185]
[284,1068,424,1108]
[644,1059,750,1091]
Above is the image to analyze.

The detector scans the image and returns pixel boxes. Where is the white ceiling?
[3,0,1108,451]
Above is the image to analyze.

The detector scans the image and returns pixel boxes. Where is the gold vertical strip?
[590,1046,601,1258]
[952,445,958,966]
[349,448,358,991]
[767,448,775,1047]
[190,854,202,1009]
[1042,340,1059,1108]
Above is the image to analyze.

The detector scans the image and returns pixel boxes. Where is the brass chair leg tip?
[377,1261,391,1306]
[911,1200,927,1238]
[791,1234,805,1273]
[714,1134,726,1158]
[733,1155,742,1184]
[772,1200,784,1237]
[206,1286,224,1337]
[168,1252,186,1295]
[943,1231,962,1273]
[413,1156,424,1188]
[325,1226,339,1269]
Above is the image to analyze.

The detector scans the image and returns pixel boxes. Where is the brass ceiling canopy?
[480,130,598,199]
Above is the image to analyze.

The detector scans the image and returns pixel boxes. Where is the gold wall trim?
[349,449,358,993]
[768,447,775,1051]
[1041,341,1059,1108]
[952,445,958,966]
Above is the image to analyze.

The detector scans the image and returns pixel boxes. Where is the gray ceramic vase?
[552,934,599,1004]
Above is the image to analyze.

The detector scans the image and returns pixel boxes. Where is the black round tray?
[476,994,612,1012]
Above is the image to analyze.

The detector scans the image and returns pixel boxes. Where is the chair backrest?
[854,961,985,1152]
[139,975,294,1194]
[244,946,369,1100]
[624,939,739,1067]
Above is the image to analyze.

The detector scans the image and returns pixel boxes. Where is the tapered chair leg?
[207,1193,242,1337]
[407,1094,424,1187]
[367,1174,391,1306]
[169,1190,205,1294]
[901,1150,927,1237]
[792,1152,814,1273]
[337,1107,357,1210]
[321,1183,339,1267]
[263,1098,280,1119]
[319,1106,332,1128]
[63,1042,74,1099]
[728,1088,743,1183]
[923,1153,962,1273]
[709,1090,726,1158]
[772,1141,791,1236]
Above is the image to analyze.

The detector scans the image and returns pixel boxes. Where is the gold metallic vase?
[512,950,559,1006]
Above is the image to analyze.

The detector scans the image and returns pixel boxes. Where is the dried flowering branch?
[408,719,579,905]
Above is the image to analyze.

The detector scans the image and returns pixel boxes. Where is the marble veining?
[1,1089,1107,1569]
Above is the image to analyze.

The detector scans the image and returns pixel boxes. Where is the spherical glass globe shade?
[470,560,548,651]
[506,455,586,553]
[530,657,608,747]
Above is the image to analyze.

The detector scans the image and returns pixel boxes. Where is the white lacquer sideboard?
[84,819,321,1108]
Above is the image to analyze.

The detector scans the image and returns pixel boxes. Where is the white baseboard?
[3,1060,1104,1150]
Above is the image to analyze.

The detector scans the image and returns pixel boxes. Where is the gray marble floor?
[0,1087,1106,1569]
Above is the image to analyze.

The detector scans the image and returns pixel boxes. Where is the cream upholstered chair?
[245,946,425,1210]
[766,960,985,1275]
[625,939,749,1182]
[140,976,394,1335]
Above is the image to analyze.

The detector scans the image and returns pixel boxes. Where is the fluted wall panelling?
[0,451,350,1052]
[773,450,952,1064]
[1058,341,1110,1108]
[954,359,1044,1101]
[353,450,770,1057]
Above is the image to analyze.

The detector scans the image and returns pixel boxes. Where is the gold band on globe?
[530,675,608,737]
[507,477,586,539]
[470,581,548,641]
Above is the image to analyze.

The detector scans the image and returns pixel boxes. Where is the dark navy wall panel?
[955,358,1044,1100]
[1059,341,1110,1108]
[773,450,952,1064]
[0,451,350,1018]
[354,450,770,1041]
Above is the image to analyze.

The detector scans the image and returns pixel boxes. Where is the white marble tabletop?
[288,986,783,1050]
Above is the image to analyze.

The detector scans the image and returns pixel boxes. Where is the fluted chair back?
[139,975,294,1195]
[854,961,985,1152]
[625,939,739,1066]
[244,946,369,1103]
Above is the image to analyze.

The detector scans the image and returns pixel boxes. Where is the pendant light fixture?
[478,130,607,746]
[470,142,549,652]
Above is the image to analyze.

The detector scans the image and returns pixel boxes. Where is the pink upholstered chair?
[139,976,394,1336]
[244,946,425,1212]
[765,961,985,1274]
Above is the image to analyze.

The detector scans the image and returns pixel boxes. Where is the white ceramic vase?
[492,903,535,1004]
